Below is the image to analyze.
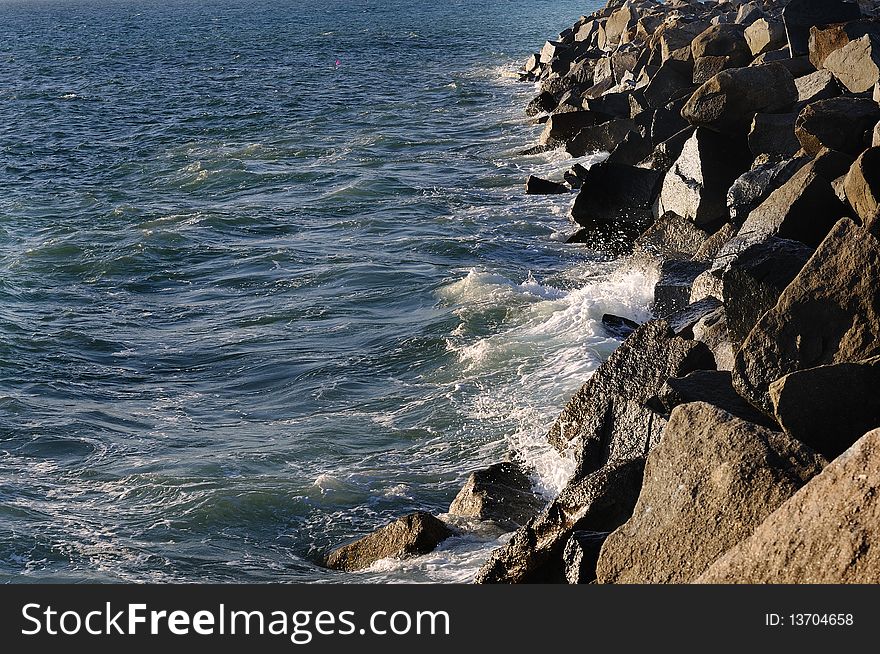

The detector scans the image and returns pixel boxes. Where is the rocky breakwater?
[321,0,880,583]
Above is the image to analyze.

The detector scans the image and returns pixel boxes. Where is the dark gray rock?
[665,296,724,337]
[640,125,694,171]
[448,462,544,528]
[691,23,752,65]
[795,97,880,156]
[691,304,736,371]
[782,0,862,57]
[748,112,800,159]
[566,118,639,157]
[539,110,607,146]
[596,402,826,584]
[643,58,695,108]
[547,319,715,474]
[733,218,880,414]
[682,63,798,134]
[601,313,641,339]
[770,356,880,459]
[526,91,558,117]
[722,238,814,351]
[525,175,568,195]
[727,156,809,224]
[475,460,645,584]
[654,260,711,317]
[656,128,753,227]
[324,512,454,571]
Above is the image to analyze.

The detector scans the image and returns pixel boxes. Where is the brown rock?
[733,219,880,414]
[794,69,840,103]
[745,18,787,56]
[822,33,880,93]
[843,147,880,233]
[595,402,825,584]
[782,0,862,57]
[324,512,454,571]
[697,429,880,584]
[808,19,880,69]
[448,462,544,528]
[691,23,751,65]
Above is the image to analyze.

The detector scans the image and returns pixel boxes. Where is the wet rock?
[665,296,725,337]
[539,110,606,146]
[733,218,880,414]
[525,175,568,195]
[782,0,862,57]
[843,147,880,233]
[475,460,645,584]
[682,63,798,134]
[448,462,544,528]
[770,357,880,459]
[566,118,638,157]
[547,319,715,472]
[634,211,710,259]
[795,97,880,157]
[722,238,814,351]
[697,428,880,584]
[654,260,711,317]
[658,370,779,428]
[727,156,808,224]
[526,91,558,117]
[748,112,800,158]
[606,130,653,166]
[601,313,640,339]
[563,531,609,584]
[694,221,737,261]
[324,512,454,571]
[794,69,840,103]
[649,97,690,144]
[569,160,662,236]
[745,18,787,56]
[822,33,880,93]
[656,128,752,227]
[595,402,826,583]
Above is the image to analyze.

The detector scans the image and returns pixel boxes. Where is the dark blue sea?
[0,0,656,582]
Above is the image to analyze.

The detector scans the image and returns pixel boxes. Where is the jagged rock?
[641,125,693,171]
[324,512,454,571]
[547,319,715,471]
[539,111,606,146]
[654,260,711,316]
[748,112,800,158]
[526,91,558,117]
[682,63,798,134]
[601,313,640,339]
[722,238,814,351]
[566,118,638,157]
[649,97,690,143]
[448,462,544,528]
[874,118,880,147]
[808,19,880,69]
[658,370,779,428]
[745,18,787,56]
[717,149,852,260]
[524,53,542,75]
[603,2,639,49]
[794,69,840,103]
[733,219,880,414]
[656,128,752,227]
[697,428,880,584]
[752,52,816,77]
[770,357,880,459]
[736,1,765,26]
[691,23,751,65]
[843,147,880,233]
[634,211,709,259]
[692,55,734,85]
[822,33,880,93]
[475,460,645,584]
[694,221,737,261]
[595,402,826,584]
[569,161,661,235]
[796,97,879,157]
[692,304,736,371]
[606,130,653,166]
[643,58,695,108]
[727,156,808,224]
[525,175,568,195]
[665,296,722,336]
[782,0,862,57]
[563,531,609,584]
[540,39,569,64]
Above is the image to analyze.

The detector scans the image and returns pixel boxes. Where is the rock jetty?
[323,0,880,584]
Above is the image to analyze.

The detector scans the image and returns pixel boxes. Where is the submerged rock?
[698,428,880,584]
[324,512,454,572]
[595,402,826,583]
[525,175,568,194]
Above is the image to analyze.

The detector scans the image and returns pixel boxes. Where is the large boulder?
[843,147,880,233]
[808,19,880,69]
[565,118,639,157]
[643,58,696,108]
[748,112,800,158]
[596,403,825,584]
[733,218,880,414]
[539,111,607,146]
[782,0,862,57]
[682,63,798,134]
[653,260,710,316]
[475,460,645,584]
[634,211,710,259]
[324,512,454,571]
[697,428,880,584]
[547,319,715,474]
[656,128,752,227]
[691,23,751,65]
[745,18,788,56]
[793,69,840,103]
[727,156,808,224]
[448,462,544,528]
[794,97,880,157]
[722,238,815,350]
[822,33,880,93]
[770,357,880,460]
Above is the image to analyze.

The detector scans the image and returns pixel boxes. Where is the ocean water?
[0,0,656,583]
